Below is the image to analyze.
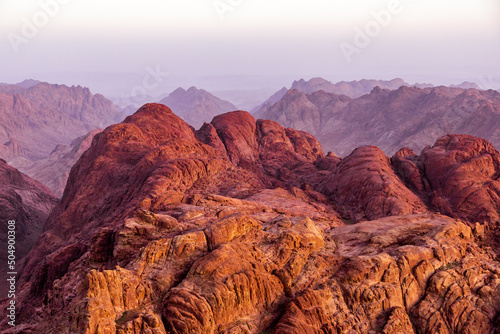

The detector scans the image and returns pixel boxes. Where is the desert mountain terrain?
[290,77,408,97]
[4,104,500,333]
[0,82,123,161]
[9,130,103,197]
[256,86,500,156]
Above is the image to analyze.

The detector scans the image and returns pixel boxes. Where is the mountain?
[9,129,103,197]
[0,82,124,160]
[159,86,237,128]
[0,159,58,295]
[16,79,42,89]
[451,81,481,89]
[290,77,408,97]
[6,103,500,333]
[250,87,289,113]
[251,78,414,115]
[256,86,500,156]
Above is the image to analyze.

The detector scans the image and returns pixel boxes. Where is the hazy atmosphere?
[2,0,499,98]
[5,1,500,332]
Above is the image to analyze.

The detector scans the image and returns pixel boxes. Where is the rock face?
[0,159,58,296]
[159,87,237,128]
[6,104,500,333]
[393,134,500,224]
[256,86,500,156]
[318,146,427,221]
[275,214,497,334]
[0,82,123,160]
[9,129,103,197]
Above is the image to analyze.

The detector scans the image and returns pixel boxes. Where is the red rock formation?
[8,104,335,331]
[6,104,500,334]
[274,214,497,333]
[394,134,500,224]
[318,145,427,221]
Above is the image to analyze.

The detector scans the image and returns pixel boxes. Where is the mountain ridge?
[0,82,124,160]
[5,104,500,333]
[256,85,500,156]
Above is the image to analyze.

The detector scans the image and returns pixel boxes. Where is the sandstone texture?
[5,104,500,334]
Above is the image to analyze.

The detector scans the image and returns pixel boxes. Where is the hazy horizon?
[2,0,499,98]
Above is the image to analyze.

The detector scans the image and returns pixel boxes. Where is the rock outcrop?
[5,103,500,333]
[319,145,427,221]
[393,134,500,224]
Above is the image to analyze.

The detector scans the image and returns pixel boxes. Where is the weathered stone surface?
[319,145,427,221]
[393,134,500,224]
[274,214,500,333]
[7,104,500,334]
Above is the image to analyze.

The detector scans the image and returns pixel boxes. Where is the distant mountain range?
[290,77,409,97]
[0,81,123,160]
[255,85,500,156]
[251,77,482,114]
[0,78,494,201]
[159,87,237,128]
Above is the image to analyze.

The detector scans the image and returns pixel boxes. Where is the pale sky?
[1,0,499,95]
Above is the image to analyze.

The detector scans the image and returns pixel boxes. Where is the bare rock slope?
[0,82,123,160]
[0,159,58,295]
[5,104,500,333]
